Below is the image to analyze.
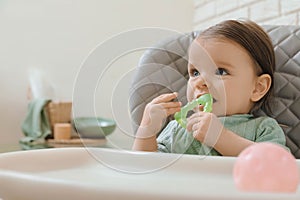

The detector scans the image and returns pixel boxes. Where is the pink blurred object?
[233,142,299,193]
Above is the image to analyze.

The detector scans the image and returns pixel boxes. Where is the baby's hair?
[198,19,275,114]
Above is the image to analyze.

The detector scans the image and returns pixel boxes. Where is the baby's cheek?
[186,84,194,102]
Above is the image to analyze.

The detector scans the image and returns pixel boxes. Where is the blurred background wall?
[0,0,194,148]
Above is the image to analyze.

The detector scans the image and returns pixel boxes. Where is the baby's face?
[187,38,259,116]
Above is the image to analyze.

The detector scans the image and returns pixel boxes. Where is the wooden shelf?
[46,137,107,148]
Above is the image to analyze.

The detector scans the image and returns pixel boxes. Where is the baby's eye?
[215,68,228,76]
[189,69,200,77]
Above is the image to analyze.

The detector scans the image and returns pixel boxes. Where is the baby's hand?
[186,112,224,147]
[140,92,181,135]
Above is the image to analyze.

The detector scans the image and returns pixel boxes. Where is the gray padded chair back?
[129,25,300,158]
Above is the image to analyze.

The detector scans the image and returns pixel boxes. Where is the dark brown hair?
[198,19,275,114]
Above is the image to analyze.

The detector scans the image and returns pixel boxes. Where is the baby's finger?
[186,113,206,130]
[165,107,181,116]
[186,116,199,132]
[152,92,178,103]
[188,112,204,120]
[160,101,182,108]
[192,122,201,132]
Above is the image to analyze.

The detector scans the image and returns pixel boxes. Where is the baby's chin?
[192,107,224,117]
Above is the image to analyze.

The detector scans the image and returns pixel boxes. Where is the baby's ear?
[251,74,272,102]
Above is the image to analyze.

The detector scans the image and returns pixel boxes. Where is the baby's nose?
[195,75,208,89]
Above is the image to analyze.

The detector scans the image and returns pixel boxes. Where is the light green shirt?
[157,114,288,155]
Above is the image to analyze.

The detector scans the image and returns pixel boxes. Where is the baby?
[132,20,287,156]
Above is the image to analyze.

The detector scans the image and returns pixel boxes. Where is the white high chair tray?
[0,147,299,200]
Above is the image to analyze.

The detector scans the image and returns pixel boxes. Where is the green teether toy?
[174,93,213,128]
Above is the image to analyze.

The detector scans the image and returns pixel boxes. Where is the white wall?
[193,0,300,30]
[0,0,194,147]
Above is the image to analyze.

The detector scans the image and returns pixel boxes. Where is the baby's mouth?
[195,94,217,112]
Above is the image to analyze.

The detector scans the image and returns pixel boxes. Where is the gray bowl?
[72,117,116,139]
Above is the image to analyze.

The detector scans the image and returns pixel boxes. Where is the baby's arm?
[213,127,255,156]
[186,112,254,156]
[221,118,288,155]
[132,92,181,152]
